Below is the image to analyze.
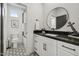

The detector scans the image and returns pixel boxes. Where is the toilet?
[12,34,18,48]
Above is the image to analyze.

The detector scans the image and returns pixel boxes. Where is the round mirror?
[47,7,69,30]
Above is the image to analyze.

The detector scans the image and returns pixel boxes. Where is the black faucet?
[67,21,78,35]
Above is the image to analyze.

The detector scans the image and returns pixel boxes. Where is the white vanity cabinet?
[34,34,57,56]
[34,34,79,56]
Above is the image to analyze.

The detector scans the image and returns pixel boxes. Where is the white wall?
[25,3,43,55]
[43,3,79,32]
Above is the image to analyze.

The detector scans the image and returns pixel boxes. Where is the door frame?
[3,3,27,55]
[0,3,4,56]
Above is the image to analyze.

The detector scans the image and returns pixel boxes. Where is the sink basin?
[72,34,79,37]
[68,34,79,38]
[45,34,57,37]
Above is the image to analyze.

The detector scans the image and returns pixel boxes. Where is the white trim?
[7,3,27,10]
[3,3,8,53]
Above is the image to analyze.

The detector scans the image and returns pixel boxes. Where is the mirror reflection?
[47,7,69,30]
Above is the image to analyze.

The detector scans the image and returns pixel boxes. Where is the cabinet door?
[42,37,57,56]
[42,41,48,56]
[34,35,57,56]
[47,38,57,56]
[58,48,75,56]
[57,41,76,56]
[35,36,49,56]
[38,36,47,56]
[34,35,44,56]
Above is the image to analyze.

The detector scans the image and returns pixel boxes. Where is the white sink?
[68,35,79,39]
[45,34,57,37]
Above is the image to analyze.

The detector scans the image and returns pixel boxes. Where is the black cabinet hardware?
[62,45,75,51]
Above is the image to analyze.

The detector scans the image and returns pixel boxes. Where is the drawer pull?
[62,45,76,51]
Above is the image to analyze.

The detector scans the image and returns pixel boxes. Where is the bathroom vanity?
[34,33,56,56]
[34,30,79,56]
[33,6,79,56]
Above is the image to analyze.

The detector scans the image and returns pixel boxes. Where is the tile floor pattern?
[5,48,27,56]
[4,43,39,56]
[5,43,27,56]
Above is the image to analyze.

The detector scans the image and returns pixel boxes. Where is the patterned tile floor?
[4,43,39,56]
[5,48,27,56]
[5,43,27,56]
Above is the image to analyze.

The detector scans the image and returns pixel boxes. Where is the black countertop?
[34,30,79,46]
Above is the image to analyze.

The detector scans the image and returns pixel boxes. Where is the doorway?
[4,3,27,56]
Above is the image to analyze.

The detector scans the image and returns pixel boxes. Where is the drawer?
[57,41,79,55]
[58,48,75,56]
